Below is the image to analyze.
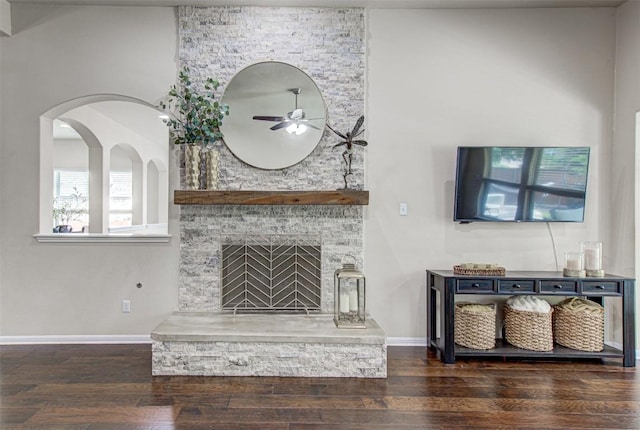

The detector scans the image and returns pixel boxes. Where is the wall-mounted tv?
[454,146,590,223]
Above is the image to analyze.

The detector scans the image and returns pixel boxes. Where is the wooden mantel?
[174,190,369,206]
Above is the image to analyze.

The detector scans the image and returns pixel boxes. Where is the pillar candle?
[582,242,602,271]
[349,288,358,312]
[584,249,599,270]
[565,252,583,271]
[339,292,350,313]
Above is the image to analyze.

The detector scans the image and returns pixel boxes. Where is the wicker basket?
[503,304,554,351]
[553,298,604,352]
[453,265,505,276]
[455,303,496,350]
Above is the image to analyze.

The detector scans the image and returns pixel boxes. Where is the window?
[53,169,89,233]
[109,171,133,228]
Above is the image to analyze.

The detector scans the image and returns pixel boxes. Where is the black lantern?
[334,255,366,328]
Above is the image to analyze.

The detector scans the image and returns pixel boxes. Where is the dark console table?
[426,270,635,367]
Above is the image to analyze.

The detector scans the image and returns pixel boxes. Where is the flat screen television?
[454,146,590,223]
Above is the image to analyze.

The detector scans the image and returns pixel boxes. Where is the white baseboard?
[1,336,637,361]
[0,335,151,345]
[2,335,423,347]
[386,337,427,346]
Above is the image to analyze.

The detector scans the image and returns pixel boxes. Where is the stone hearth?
[152,313,386,377]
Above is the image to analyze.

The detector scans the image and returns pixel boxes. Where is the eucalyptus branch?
[158,66,229,147]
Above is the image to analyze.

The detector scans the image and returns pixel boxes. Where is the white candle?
[583,245,602,271]
[349,289,358,312]
[565,252,582,271]
[585,249,597,270]
[339,292,350,313]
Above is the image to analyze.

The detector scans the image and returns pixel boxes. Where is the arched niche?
[39,95,169,237]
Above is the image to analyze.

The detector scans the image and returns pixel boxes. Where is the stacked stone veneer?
[177,6,366,312]
[179,205,363,313]
[152,7,384,378]
[152,340,386,377]
[178,6,365,190]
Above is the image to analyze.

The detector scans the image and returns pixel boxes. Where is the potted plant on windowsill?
[159,66,229,190]
[52,187,87,233]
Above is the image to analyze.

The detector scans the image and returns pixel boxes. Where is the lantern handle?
[341,254,357,268]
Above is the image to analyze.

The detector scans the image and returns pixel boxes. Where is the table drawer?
[457,279,495,293]
[498,280,535,294]
[540,280,578,294]
[582,281,621,295]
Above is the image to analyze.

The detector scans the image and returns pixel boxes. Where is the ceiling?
[4,0,628,8]
[53,102,168,145]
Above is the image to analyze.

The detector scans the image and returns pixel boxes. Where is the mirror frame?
[220,61,326,170]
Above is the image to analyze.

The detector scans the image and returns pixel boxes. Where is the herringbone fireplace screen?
[221,235,322,312]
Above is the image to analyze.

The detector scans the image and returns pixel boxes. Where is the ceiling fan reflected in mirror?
[252,88,322,135]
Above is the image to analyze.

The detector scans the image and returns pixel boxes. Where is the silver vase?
[184,145,201,190]
[205,149,220,190]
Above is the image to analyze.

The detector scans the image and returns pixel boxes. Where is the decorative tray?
[453,264,506,276]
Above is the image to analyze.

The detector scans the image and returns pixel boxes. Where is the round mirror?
[220,61,326,170]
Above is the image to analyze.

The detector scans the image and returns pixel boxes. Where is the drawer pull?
[554,284,563,289]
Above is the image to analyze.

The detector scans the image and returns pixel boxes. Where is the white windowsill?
[34,233,172,243]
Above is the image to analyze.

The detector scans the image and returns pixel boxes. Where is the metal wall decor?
[327,115,368,190]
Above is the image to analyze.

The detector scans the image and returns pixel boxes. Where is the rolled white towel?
[506,295,551,313]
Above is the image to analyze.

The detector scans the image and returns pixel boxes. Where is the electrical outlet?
[400,203,408,216]
[122,299,131,313]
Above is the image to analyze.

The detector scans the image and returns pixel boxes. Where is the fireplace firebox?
[221,235,321,313]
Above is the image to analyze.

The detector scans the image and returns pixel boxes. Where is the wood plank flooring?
[1,344,639,429]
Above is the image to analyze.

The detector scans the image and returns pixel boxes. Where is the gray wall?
[0,5,179,337]
[366,7,617,340]
[0,4,633,343]
[612,0,640,341]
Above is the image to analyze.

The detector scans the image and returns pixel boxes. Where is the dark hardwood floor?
[1,344,638,429]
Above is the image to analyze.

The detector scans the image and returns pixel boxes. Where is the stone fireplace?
[150,6,386,378]
[151,203,387,378]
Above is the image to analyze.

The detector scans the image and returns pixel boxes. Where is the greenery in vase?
[158,66,230,147]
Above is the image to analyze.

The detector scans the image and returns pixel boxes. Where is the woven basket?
[504,304,554,351]
[455,303,496,350]
[553,299,604,352]
[453,265,505,276]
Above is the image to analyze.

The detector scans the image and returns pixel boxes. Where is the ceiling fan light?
[287,123,308,135]
[286,123,297,134]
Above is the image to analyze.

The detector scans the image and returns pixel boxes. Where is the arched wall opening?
[40,94,169,236]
